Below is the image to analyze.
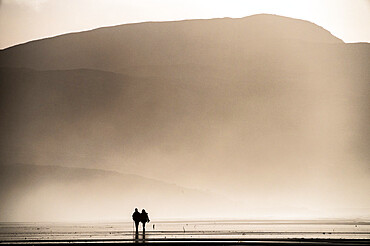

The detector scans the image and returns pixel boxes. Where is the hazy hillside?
[0,14,343,72]
[0,163,241,222]
[0,14,369,220]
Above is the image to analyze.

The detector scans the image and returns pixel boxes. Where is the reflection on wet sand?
[134,231,146,243]
[0,220,369,245]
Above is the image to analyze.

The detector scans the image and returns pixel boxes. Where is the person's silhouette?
[140,209,150,233]
[132,208,141,234]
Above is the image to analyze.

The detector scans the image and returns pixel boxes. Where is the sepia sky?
[0,0,369,49]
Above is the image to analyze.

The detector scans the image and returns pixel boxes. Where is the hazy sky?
[0,0,369,49]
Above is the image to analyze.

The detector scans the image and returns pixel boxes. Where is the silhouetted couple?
[132,208,150,233]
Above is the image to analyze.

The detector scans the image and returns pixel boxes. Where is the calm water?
[0,220,369,243]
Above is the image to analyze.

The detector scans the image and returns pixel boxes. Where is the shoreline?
[1,238,370,245]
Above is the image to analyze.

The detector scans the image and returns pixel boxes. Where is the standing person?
[140,209,150,233]
[132,208,141,234]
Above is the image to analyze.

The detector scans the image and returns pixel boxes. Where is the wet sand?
[1,220,369,245]
[1,238,370,245]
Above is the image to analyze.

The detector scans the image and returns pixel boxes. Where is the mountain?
[0,14,343,72]
[0,163,241,222]
[0,14,369,219]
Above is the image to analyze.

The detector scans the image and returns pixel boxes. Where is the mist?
[0,15,369,222]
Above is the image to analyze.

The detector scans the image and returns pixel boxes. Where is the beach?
[1,220,369,245]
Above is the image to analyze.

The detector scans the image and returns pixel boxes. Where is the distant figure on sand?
[140,209,150,232]
[132,208,141,233]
